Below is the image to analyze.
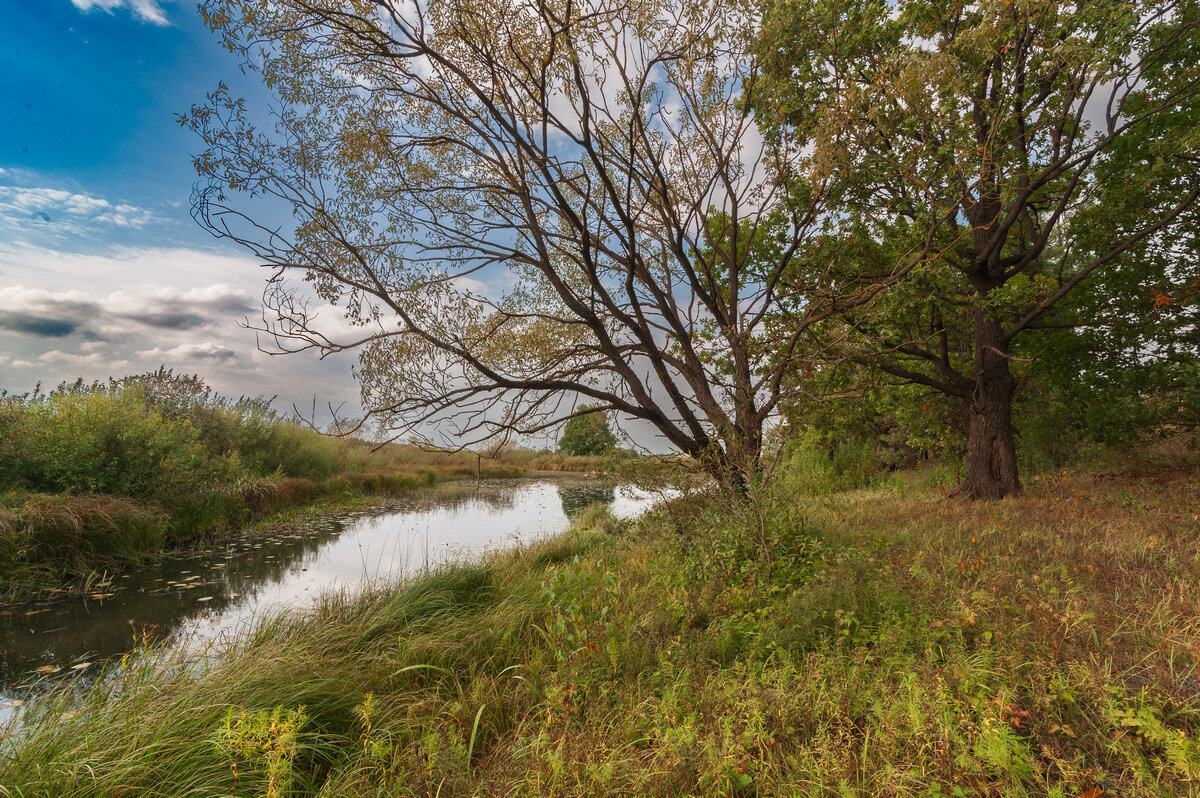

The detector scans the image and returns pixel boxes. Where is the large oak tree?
[757,0,1200,497]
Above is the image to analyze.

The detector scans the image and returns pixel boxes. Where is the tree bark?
[959,312,1021,499]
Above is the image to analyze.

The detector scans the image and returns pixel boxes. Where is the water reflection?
[0,479,663,724]
[557,484,616,517]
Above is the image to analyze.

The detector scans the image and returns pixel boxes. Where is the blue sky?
[0,0,362,418]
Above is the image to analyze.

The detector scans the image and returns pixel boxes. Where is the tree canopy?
[756,0,1200,497]
[186,0,906,484]
[187,0,1200,496]
[557,405,617,456]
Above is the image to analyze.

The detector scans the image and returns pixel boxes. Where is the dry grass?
[3,450,1198,796]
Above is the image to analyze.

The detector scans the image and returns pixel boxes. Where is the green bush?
[785,429,885,494]
[557,406,617,456]
[0,374,357,504]
[5,389,225,501]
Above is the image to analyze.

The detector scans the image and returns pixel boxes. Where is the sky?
[0,0,364,422]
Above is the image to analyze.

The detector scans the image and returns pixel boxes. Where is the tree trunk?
[701,434,760,500]
[959,314,1021,499]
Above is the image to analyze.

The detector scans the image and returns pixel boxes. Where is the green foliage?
[217,705,310,798]
[0,372,327,501]
[556,406,617,457]
[754,0,1200,496]
[783,429,886,494]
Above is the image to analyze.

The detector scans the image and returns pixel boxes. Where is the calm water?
[0,479,664,725]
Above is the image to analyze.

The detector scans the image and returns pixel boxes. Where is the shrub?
[785,429,884,494]
[557,406,617,456]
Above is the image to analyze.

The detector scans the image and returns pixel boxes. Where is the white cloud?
[137,342,238,363]
[39,350,132,370]
[0,186,154,230]
[0,243,258,288]
[70,0,169,25]
[103,284,255,316]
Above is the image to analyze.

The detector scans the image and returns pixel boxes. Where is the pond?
[0,478,666,726]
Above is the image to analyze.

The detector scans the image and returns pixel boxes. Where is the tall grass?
[3,449,1198,796]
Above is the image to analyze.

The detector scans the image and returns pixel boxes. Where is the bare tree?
[185,0,911,485]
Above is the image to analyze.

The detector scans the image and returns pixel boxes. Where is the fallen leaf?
[197,596,214,602]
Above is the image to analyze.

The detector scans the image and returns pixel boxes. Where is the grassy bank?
[2,446,1198,796]
[0,371,611,601]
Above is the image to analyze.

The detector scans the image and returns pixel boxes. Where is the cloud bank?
[0,186,155,231]
[0,243,364,422]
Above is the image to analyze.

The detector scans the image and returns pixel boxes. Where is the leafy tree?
[757,0,1200,497]
[557,405,618,456]
[184,0,907,487]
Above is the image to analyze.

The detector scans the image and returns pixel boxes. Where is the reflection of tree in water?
[462,487,520,513]
[397,480,521,515]
[557,485,615,517]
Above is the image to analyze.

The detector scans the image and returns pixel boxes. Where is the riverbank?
[0,479,660,718]
[0,459,640,604]
[0,372,626,602]
[0,467,534,604]
[3,454,1197,796]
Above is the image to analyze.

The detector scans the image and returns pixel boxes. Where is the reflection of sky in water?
[0,480,669,726]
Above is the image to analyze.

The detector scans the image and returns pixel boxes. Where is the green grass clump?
[0,494,169,598]
[4,457,1198,796]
